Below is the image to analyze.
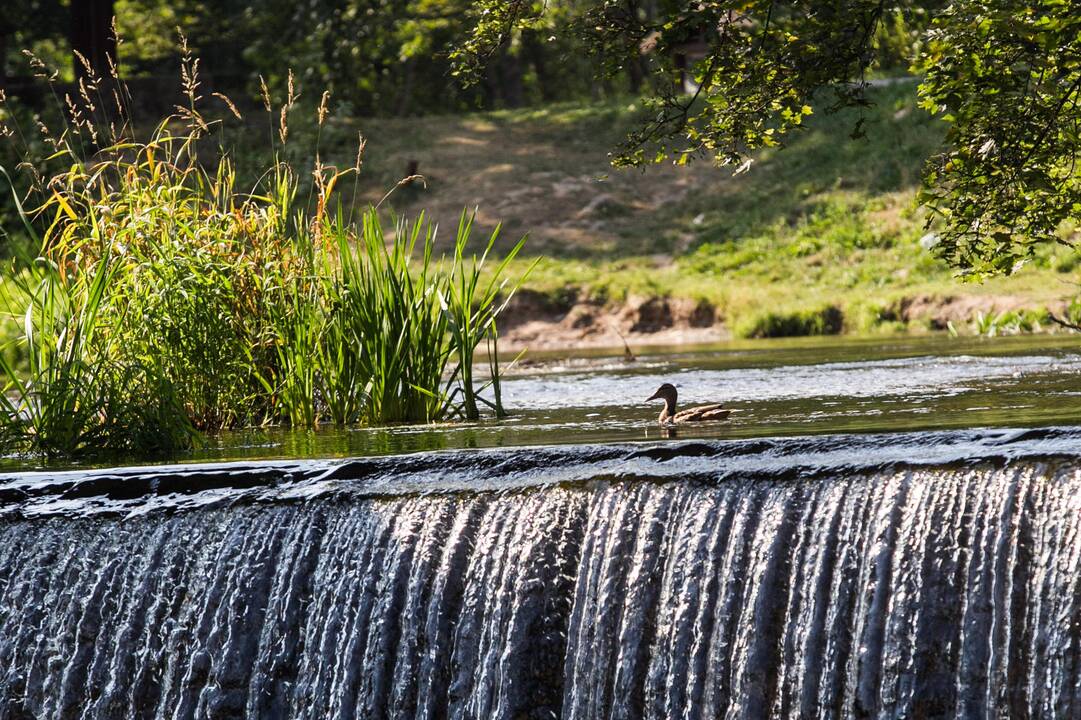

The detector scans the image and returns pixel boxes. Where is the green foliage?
[1065,296,1081,327]
[0,253,196,458]
[3,1,616,119]
[6,1,1080,281]
[735,305,844,339]
[333,211,452,424]
[255,207,533,429]
[0,1,67,80]
[450,1,542,81]
[337,87,1068,342]
[916,0,1081,277]
[871,6,928,74]
[970,308,1049,337]
[119,219,269,429]
[460,1,1080,277]
[264,274,324,428]
[462,1,905,167]
[0,61,530,459]
[444,212,533,420]
[256,207,534,429]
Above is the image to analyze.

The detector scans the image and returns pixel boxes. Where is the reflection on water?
[8,333,1081,469]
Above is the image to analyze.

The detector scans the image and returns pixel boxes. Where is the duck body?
[648,383,730,425]
[665,403,730,423]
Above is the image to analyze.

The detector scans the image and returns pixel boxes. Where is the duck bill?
[646,390,661,401]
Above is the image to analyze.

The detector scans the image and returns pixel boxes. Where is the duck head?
[647,383,678,418]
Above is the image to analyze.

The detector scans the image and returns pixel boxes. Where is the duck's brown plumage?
[647,383,730,424]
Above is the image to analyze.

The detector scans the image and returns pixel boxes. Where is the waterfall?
[1,429,1080,719]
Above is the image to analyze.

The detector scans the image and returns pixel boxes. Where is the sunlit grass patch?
[735,305,845,339]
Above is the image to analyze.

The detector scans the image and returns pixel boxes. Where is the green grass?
[332,210,451,425]
[0,254,196,457]
[2,68,1077,461]
[735,305,844,339]
[284,81,1077,338]
[8,69,1080,346]
[17,77,1069,342]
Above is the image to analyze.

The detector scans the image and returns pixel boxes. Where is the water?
[11,332,1070,471]
[3,335,1081,718]
[2,430,1081,718]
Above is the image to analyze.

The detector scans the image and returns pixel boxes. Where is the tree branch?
[1047,311,1081,332]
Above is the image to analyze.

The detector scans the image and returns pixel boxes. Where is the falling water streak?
[1,460,1080,719]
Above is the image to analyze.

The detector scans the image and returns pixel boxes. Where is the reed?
[0,249,195,457]
[0,45,531,457]
[332,211,445,423]
[444,212,533,420]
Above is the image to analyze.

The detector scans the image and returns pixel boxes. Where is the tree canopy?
[3,1,1079,277]
[2,0,611,115]
[458,0,1081,277]
[917,0,1080,275]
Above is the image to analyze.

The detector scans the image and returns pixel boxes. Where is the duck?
[647,382,729,424]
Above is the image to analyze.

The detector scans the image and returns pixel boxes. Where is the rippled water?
[143,333,1081,468]
[5,334,1081,471]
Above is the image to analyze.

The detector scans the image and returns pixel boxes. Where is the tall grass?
[445,213,529,420]
[0,252,195,457]
[0,43,532,459]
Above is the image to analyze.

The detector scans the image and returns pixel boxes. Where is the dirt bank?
[500,291,727,351]
[499,290,1073,352]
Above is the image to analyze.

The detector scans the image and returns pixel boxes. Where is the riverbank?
[338,82,1080,350]
[5,83,1077,359]
[499,287,1077,352]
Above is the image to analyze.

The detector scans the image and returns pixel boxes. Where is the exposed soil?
[500,290,726,351]
[499,290,1071,352]
[894,294,1068,330]
[363,115,723,257]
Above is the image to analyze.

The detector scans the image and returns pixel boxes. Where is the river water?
[172,333,1081,465]
[1,335,1080,718]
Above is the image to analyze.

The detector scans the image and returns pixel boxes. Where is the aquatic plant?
[0,250,195,457]
[444,212,532,420]
[970,308,1049,338]
[0,44,530,457]
[336,211,452,424]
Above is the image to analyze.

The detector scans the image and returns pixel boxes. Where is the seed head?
[318,90,330,126]
[213,92,242,121]
[259,75,272,113]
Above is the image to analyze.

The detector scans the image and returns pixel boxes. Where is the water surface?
[4,335,1081,718]
[203,334,1081,461]
[7,333,1081,470]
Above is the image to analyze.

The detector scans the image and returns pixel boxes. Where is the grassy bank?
[307,82,1079,338]
[8,80,1078,342]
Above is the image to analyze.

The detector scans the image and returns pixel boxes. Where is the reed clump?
[0,43,532,459]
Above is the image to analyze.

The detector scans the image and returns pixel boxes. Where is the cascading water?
[1,428,1080,719]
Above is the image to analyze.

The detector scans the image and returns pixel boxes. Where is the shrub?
[736,305,844,338]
